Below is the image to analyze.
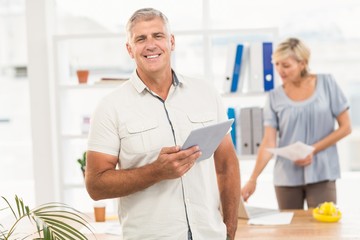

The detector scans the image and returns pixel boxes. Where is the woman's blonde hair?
[272,38,311,77]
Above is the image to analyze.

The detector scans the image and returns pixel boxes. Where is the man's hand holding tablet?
[181,119,234,161]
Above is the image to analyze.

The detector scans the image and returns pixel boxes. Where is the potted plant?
[0,195,93,240]
[76,70,89,84]
[77,151,87,178]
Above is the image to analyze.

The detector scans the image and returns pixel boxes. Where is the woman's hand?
[294,153,313,167]
[241,180,257,201]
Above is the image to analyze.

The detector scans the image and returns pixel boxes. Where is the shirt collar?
[130,69,184,94]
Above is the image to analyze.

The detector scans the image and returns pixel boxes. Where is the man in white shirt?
[86,8,240,240]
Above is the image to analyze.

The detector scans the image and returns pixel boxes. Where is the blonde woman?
[241,38,351,209]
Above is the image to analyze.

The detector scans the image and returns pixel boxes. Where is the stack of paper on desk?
[248,212,294,225]
[266,141,315,161]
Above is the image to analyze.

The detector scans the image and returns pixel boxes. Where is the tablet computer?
[181,118,234,161]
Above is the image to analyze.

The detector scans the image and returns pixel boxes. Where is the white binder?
[240,107,253,155]
[249,42,263,92]
[252,107,264,154]
[223,43,238,94]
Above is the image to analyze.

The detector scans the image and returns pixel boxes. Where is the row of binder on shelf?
[223,42,275,94]
[227,107,264,156]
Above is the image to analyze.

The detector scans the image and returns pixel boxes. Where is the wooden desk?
[235,209,360,239]
[87,210,360,239]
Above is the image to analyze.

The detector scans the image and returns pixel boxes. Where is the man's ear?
[126,43,134,58]
[170,34,175,51]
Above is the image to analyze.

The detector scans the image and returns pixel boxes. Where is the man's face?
[126,17,175,76]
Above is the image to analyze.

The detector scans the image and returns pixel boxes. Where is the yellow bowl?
[312,208,342,222]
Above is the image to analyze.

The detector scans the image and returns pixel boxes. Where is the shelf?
[59,82,125,90]
[0,118,11,123]
[53,28,278,41]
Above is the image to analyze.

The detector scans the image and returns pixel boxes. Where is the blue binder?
[262,42,274,91]
[227,107,237,149]
[230,44,244,92]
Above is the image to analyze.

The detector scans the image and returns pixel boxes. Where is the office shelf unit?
[52,28,278,212]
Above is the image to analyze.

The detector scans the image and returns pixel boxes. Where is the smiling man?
[85,8,240,240]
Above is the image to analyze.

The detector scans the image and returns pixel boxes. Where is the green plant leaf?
[38,217,87,240]
[1,196,17,219]
[43,223,50,240]
[31,203,93,239]
[15,195,27,218]
[1,196,93,240]
[15,195,21,218]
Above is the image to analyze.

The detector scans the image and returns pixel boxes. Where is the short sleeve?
[87,98,120,156]
[263,92,278,129]
[327,75,349,117]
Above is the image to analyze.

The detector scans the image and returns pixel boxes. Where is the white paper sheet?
[248,212,294,225]
[181,119,234,161]
[266,141,315,161]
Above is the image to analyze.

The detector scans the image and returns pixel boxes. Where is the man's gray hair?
[126,8,171,41]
